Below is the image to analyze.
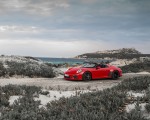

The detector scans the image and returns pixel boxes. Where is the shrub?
[0,85,41,109]
[2,85,23,96]
[116,76,150,91]
[0,62,6,77]
[0,93,9,107]
[1,96,41,120]
[40,91,49,95]
[120,61,150,73]
[126,109,147,120]
[0,60,55,78]
[145,104,150,113]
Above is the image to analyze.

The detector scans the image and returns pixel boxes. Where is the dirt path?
[0,73,149,91]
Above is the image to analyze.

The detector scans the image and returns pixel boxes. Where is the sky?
[0,0,150,57]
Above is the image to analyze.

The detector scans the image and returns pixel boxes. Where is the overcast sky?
[0,0,150,57]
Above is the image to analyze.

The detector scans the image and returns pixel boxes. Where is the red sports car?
[64,62,122,81]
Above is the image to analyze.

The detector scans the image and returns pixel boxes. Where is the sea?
[37,57,111,65]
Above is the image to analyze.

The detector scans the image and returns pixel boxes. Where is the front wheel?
[82,72,92,81]
[111,71,119,80]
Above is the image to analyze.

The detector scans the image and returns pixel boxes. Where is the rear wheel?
[112,71,119,80]
[82,72,92,81]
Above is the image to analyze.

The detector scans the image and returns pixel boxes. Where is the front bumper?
[64,73,83,80]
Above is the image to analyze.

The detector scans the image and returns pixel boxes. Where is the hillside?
[96,48,141,54]
[0,55,55,78]
[76,48,150,59]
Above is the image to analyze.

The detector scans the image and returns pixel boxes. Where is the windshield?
[82,63,96,68]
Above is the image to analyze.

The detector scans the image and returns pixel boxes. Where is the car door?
[91,65,102,79]
[96,65,110,78]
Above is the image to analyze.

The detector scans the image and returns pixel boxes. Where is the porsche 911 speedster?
[64,62,122,81]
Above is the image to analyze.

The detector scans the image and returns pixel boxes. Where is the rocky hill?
[76,48,150,59]
[96,48,141,54]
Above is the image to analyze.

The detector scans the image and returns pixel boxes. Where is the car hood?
[65,67,82,74]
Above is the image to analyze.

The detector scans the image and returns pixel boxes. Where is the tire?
[112,71,119,80]
[82,72,92,81]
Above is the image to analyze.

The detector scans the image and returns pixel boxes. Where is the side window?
[100,64,108,68]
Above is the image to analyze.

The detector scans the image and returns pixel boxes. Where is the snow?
[126,103,147,113]
[35,91,75,105]
[8,89,91,108]
[3,63,9,68]
[136,72,150,74]
[140,103,147,111]
[33,89,150,118]
[34,90,91,107]
[125,91,150,118]
[126,91,146,112]
[125,102,150,119]
[126,103,136,112]
[9,95,22,105]
[127,91,145,98]
[125,72,150,76]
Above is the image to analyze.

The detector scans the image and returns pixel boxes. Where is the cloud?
[0,25,78,33]
[0,0,149,17]
[0,25,38,33]
[0,0,69,15]
[0,25,85,41]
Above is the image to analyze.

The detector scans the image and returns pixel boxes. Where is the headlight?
[76,69,82,73]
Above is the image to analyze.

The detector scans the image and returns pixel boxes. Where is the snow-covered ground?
[125,72,150,75]
[9,95,22,105]
[136,72,150,74]
[9,89,92,107]
[35,90,91,107]
[127,91,145,98]
[126,91,150,119]
[126,103,147,113]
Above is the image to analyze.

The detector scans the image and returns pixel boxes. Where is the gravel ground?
[0,73,150,91]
